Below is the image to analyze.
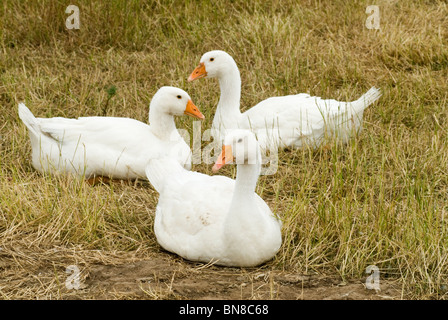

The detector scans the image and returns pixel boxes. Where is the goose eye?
[210,58,214,62]
[177,95,182,99]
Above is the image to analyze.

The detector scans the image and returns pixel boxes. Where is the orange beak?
[184,99,205,120]
[212,145,233,172]
[188,62,207,82]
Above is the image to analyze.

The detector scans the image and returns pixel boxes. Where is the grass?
[1,0,448,299]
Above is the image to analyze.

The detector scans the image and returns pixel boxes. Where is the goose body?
[146,130,282,267]
[18,86,204,179]
[189,50,381,149]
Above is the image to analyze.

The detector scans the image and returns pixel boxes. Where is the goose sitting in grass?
[188,50,381,150]
[18,86,204,181]
[145,129,282,267]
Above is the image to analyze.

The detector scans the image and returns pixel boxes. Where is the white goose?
[145,129,282,267]
[18,86,204,180]
[188,50,381,150]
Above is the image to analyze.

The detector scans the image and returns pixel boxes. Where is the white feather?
[194,50,382,149]
[18,87,197,179]
[146,131,282,267]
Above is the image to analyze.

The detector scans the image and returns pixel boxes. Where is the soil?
[70,253,400,300]
[0,244,401,300]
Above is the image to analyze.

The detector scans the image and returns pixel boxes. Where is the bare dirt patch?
[0,243,401,300]
[83,254,401,300]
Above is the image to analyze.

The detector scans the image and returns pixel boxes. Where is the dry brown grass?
[1,0,448,299]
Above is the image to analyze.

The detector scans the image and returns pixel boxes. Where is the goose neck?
[217,69,242,115]
[231,160,261,205]
[148,108,177,140]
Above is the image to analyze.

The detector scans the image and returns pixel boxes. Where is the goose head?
[151,86,204,120]
[188,50,238,81]
[212,129,260,172]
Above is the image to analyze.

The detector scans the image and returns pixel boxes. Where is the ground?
[0,242,400,300]
[1,0,448,300]
[85,257,400,300]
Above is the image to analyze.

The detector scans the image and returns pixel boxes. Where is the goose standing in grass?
[188,50,381,149]
[18,86,204,181]
[145,129,282,267]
